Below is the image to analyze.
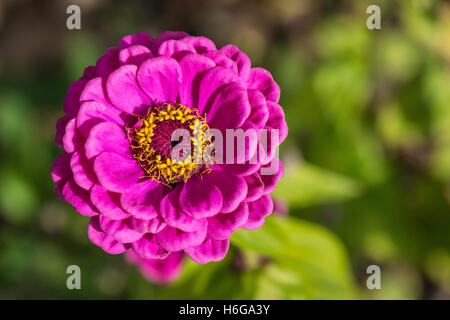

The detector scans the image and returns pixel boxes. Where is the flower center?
[129,103,213,185]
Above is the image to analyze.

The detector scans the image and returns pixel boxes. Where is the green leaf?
[231,216,357,299]
[273,162,362,207]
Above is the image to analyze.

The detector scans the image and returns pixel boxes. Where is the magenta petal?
[106,64,151,115]
[130,217,166,234]
[63,118,84,153]
[119,45,153,66]
[119,32,153,50]
[81,65,97,81]
[64,80,87,118]
[55,116,70,148]
[196,66,241,115]
[126,250,184,285]
[51,152,72,200]
[179,175,223,218]
[205,170,247,213]
[178,53,215,107]
[80,77,112,106]
[151,31,188,55]
[207,83,251,131]
[181,36,216,54]
[242,194,273,230]
[185,237,229,264]
[137,56,182,104]
[157,39,196,58]
[85,122,130,159]
[62,179,99,217]
[95,48,119,78]
[90,184,131,220]
[244,173,264,202]
[219,162,260,177]
[132,233,169,259]
[77,101,129,138]
[221,120,259,165]
[247,89,269,128]
[88,216,128,254]
[265,101,288,143]
[160,184,206,232]
[70,151,96,190]
[218,44,251,80]
[93,152,143,193]
[207,203,249,240]
[247,68,280,103]
[99,216,143,243]
[156,224,207,252]
[203,51,238,73]
[261,158,284,194]
[120,179,167,219]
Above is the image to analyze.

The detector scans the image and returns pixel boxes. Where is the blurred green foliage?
[0,0,449,299]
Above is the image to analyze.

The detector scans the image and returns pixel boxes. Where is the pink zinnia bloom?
[125,250,184,285]
[51,31,287,264]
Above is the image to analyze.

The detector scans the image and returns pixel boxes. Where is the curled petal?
[260,158,284,194]
[51,152,72,200]
[247,68,280,103]
[219,162,260,177]
[156,224,207,252]
[196,66,241,115]
[77,100,131,138]
[85,122,130,159]
[119,45,153,66]
[218,45,251,80]
[181,36,216,54]
[129,217,166,234]
[205,170,247,213]
[185,238,229,264]
[55,116,70,148]
[63,118,84,153]
[247,89,269,128]
[137,56,182,105]
[62,179,99,217]
[244,173,264,202]
[95,48,119,78]
[106,64,151,115]
[120,179,168,219]
[118,32,153,50]
[80,77,112,106]
[160,184,206,232]
[242,194,273,230]
[88,216,128,254]
[203,51,238,73]
[132,233,169,259]
[157,39,196,58]
[93,152,143,193]
[64,80,87,118]
[179,175,223,218]
[207,83,251,131]
[99,216,143,243]
[178,53,215,107]
[265,101,288,144]
[207,203,249,240]
[70,151,96,190]
[151,31,188,55]
[90,184,130,220]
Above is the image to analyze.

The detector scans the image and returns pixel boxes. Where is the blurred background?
[0,0,449,299]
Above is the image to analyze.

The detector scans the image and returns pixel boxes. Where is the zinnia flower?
[51,31,287,264]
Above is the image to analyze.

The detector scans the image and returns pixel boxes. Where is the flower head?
[51,31,287,264]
